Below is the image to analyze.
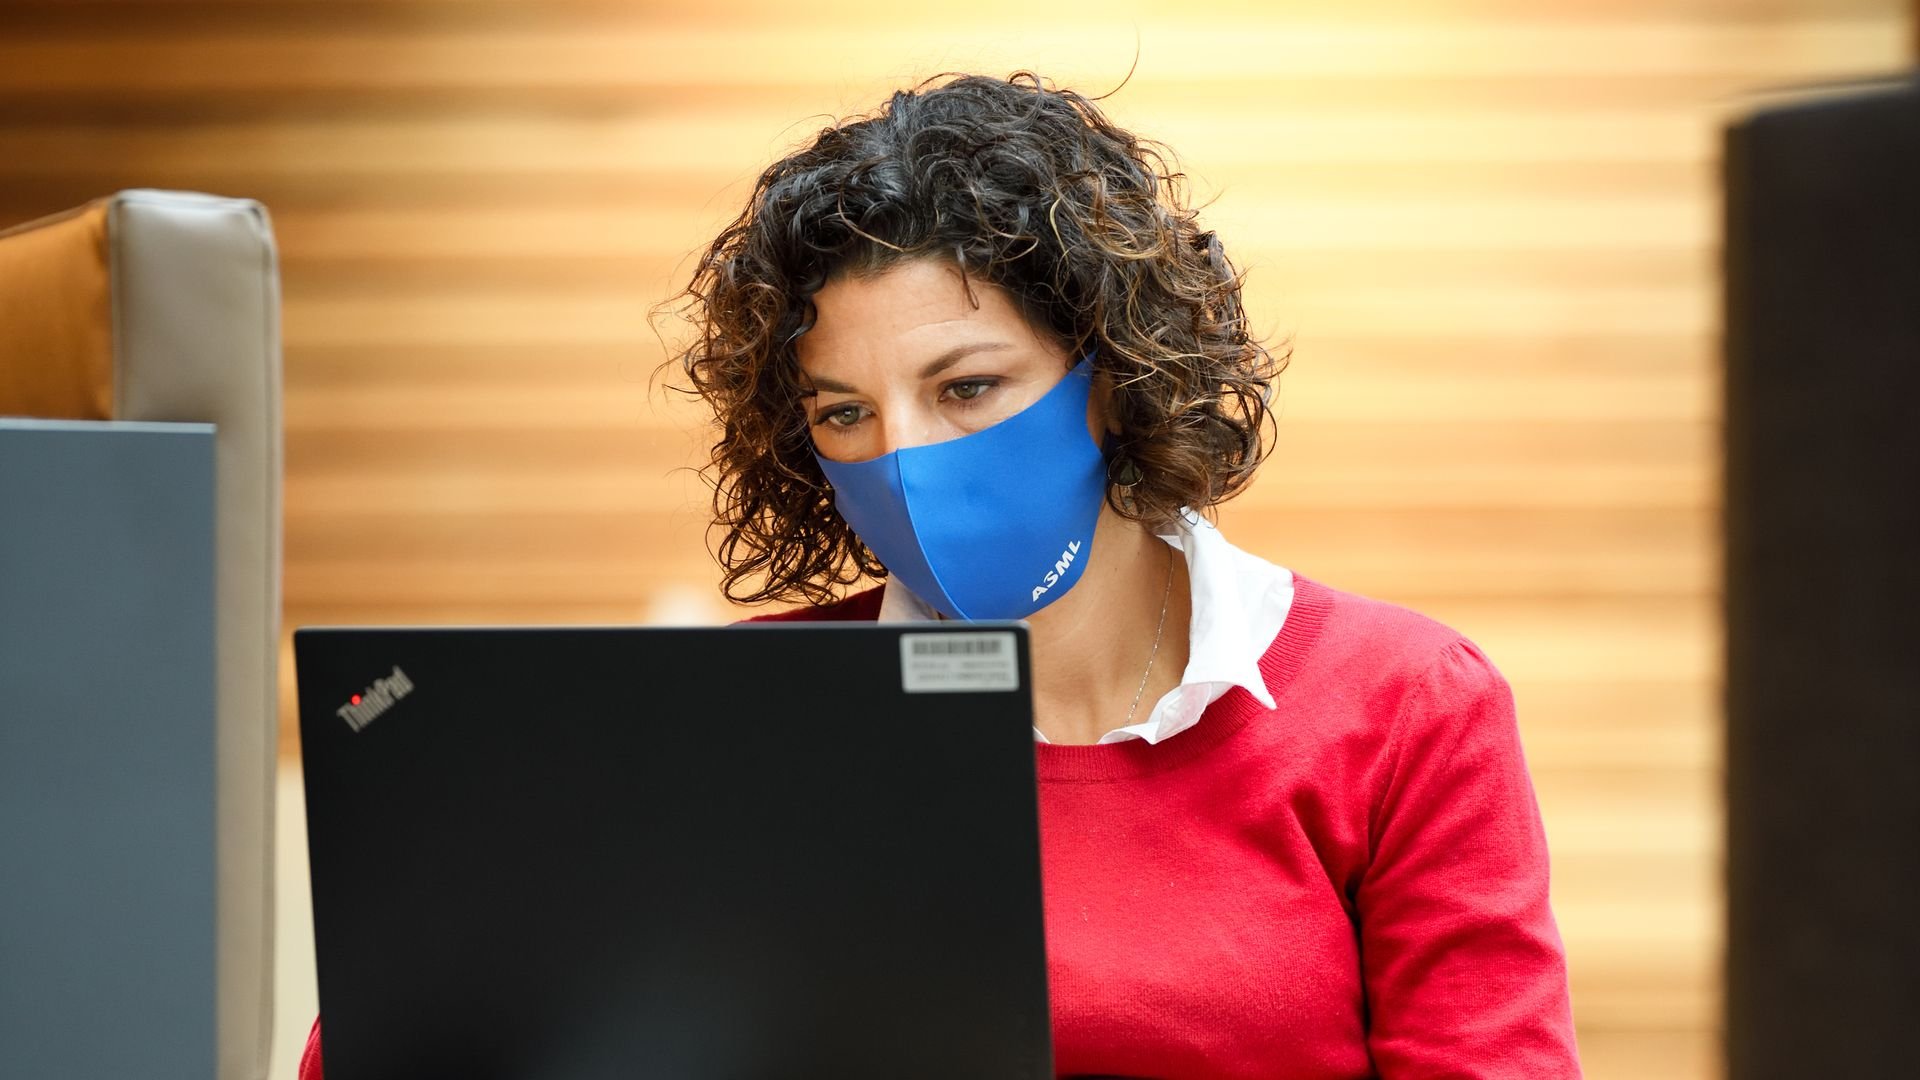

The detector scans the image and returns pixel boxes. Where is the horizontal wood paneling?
[6,3,1908,1078]
[0,19,1899,94]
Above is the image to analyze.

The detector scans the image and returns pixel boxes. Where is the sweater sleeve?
[298,1016,323,1080]
[1355,637,1582,1078]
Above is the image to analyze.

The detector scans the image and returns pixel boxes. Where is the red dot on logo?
[351,694,362,705]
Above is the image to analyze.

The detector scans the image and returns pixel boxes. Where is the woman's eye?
[817,405,865,429]
[945,379,994,403]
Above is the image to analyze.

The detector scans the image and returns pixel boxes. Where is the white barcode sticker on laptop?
[899,631,1020,693]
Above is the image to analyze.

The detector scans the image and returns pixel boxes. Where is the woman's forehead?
[799,260,1035,362]
[810,259,990,330]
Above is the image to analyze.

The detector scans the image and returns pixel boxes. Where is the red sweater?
[300,575,1580,1079]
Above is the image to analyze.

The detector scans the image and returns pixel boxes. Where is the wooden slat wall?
[3,3,1909,1077]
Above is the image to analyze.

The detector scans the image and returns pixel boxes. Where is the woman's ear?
[1085,366,1124,437]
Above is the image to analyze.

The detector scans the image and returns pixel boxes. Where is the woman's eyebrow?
[801,340,1016,397]
[799,377,853,397]
[918,340,1013,379]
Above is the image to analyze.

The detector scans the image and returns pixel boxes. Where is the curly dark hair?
[661,70,1285,607]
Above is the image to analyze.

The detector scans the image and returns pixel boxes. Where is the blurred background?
[2,1,1912,1077]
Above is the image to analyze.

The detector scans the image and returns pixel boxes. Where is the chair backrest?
[0,189,282,1080]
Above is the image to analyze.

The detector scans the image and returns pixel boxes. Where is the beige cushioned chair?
[0,189,282,1080]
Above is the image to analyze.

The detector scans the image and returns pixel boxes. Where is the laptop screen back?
[296,621,1051,1080]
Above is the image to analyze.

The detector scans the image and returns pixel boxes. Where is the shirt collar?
[1155,510,1285,714]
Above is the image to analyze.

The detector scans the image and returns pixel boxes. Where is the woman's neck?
[1021,506,1192,745]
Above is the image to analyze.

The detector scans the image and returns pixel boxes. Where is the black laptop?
[295,621,1052,1080]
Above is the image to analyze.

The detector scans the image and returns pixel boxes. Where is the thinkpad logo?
[336,666,415,732]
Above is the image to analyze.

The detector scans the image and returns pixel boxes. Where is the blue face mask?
[815,354,1106,621]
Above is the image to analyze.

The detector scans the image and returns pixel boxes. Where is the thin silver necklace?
[1122,545,1176,728]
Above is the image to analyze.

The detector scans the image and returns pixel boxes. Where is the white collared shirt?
[876,510,1295,745]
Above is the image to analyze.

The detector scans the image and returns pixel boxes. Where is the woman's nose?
[877,405,947,456]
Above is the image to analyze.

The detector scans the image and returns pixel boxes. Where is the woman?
[301,72,1580,1078]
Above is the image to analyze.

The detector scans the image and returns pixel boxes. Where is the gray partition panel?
[1724,78,1920,1079]
[0,419,217,1080]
